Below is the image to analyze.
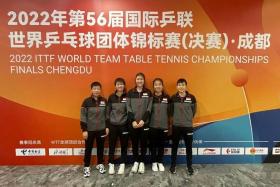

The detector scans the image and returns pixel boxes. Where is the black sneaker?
[187,166,194,175]
[169,166,176,174]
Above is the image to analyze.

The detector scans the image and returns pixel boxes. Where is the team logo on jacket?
[142,93,149,97]
[162,98,168,103]
[99,101,106,106]
[121,98,127,103]
[184,97,192,103]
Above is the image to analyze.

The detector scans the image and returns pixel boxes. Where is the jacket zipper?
[137,91,141,122]
[96,100,99,130]
[156,96,161,128]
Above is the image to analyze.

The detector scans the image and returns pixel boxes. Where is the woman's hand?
[138,120,144,127]
[105,128,109,137]
[132,121,139,128]
[82,131,88,140]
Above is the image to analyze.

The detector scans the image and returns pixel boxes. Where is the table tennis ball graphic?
[231,69,248,87]
[231,69,254,147]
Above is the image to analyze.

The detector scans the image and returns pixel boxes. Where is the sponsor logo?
[164,148,171,155]
[245,147,268,155]
[73,148,85,155]
[198,148,221,155]
[121,98,127,102]
[49,148,72,156]
[272,147,280,155]
[74,148,114,156]
[16,148,45,156]
[222,147,244,155]
[164,148,197,155]
[192,148,198,155]
[178,148,198,155]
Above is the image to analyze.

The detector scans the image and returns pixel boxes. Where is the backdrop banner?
[1,0,280,165]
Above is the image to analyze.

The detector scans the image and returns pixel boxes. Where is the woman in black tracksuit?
[127,72,153,174]
[107,78,129,175]
[149,78,170,172]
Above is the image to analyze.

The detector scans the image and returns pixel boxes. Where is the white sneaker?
[117,163,125,175]
[108,163,115,175]
[83,167,90,178]
[96,164,106,174]
[152,162,158,172]
[138,162,145,174]
[131,162,139,173]
[158,163,165,172]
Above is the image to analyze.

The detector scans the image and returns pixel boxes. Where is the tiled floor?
[0,164,280,186]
